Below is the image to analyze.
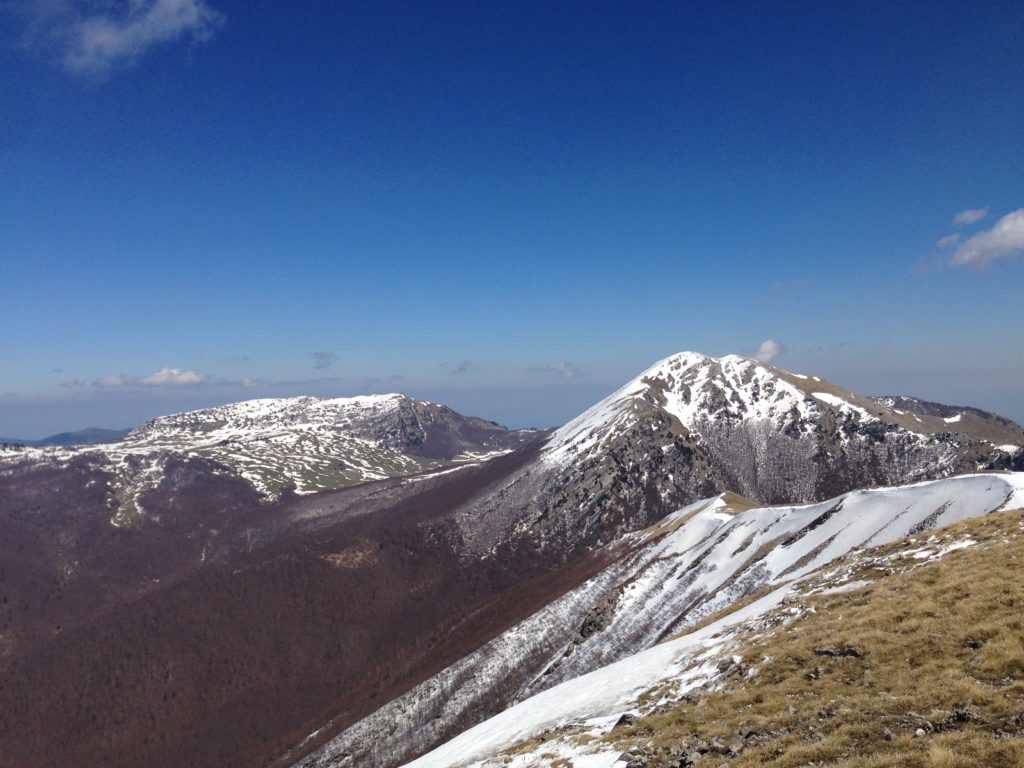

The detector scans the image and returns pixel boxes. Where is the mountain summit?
[539,352,1021,529]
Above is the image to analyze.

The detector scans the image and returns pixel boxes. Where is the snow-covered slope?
[445,354,1023,564]
[397,472,1024,768]
[0,393,533,523]
[546,352,1022,473]
[530,352,1022,546]
[295,472,1024,768]
[125,394,477,493]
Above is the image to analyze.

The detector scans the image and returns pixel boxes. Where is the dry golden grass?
[606,508,1024,767]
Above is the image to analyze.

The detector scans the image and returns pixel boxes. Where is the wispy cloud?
[93,374,136,388]
[93,366,211,388]
[13,0,224,79]
[312,351,336,370]
[936,233,960,249]
[754,339,782,363]
[531,360,579,379]
[58,378,86,388]
[451,359,472,374]
[141,367,208,385]
[950,209,1024,269]
[361,374,404,392]
[953,208,988,226]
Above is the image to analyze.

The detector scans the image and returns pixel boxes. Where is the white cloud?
[754,339,782,363]
[950,209,1024,269]
[14,0,224,78]
[93,367,210,387]
[533,361,579,379]
[953,208,988,226]
[140,367,208,385]
[936,233,960,249]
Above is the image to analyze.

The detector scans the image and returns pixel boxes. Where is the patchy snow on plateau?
[0,393,518,523]
[810,391,873,421]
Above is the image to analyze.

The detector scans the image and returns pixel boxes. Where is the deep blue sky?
[2,1,1023,437]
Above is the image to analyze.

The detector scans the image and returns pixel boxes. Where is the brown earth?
[0,438,618,768]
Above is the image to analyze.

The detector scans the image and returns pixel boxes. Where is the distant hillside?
[0,427,130,447]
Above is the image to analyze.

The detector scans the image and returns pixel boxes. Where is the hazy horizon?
[5,349,1024,440]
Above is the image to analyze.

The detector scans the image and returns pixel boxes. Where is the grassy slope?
[606,507,1024,768]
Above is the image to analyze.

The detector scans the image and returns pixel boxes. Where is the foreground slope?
[402,472,1024,768]
[298,473,1024,768]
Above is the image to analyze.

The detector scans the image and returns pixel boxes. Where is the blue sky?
[2,1,1023,437]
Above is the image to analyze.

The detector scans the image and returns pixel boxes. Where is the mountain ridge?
[0,426,131,447]
[2,352,1022,768]
[2,392,536,524]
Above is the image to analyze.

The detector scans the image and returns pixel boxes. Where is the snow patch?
[392,472,1024,768]
[811,391,873,421]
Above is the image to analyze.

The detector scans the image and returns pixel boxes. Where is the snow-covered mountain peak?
[544,352,828,466]
[545,351,1024,467]
[539,352,1022,514]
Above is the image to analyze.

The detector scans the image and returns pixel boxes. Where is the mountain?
[0,394,537,668]
[2,353,1022,768]
[122,393,535,496]
[543,352,1023,503]
[0,427,130,447]
[2,393,536,525]
[870,395,1024,447]
[400,473,1024,768]
[445,352,1023,558]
